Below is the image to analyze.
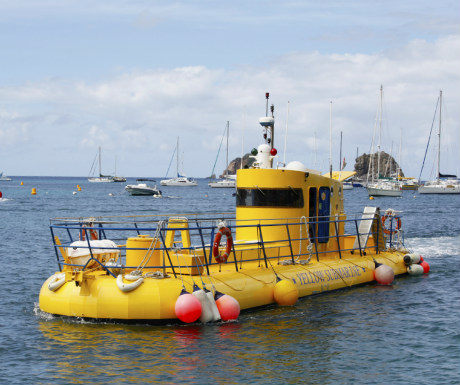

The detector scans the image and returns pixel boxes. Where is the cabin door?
[317,187,330,243]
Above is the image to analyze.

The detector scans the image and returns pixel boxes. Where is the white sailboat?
[366,86,402,197]
[0,172,12,181]
[160,137,197,187]
[88,147,114,183]
[209,121,236,188]
[419,91,460,194]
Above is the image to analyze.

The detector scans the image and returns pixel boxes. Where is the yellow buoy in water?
[21,181,24,186]
[369,196,374,200]
[274,279,299,306]
[77,185,81,191]
[31,187,37,195]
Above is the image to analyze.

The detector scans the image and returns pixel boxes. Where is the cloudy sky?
[0,0,459,179]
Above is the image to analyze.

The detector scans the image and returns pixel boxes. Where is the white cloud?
[0,35,459,178]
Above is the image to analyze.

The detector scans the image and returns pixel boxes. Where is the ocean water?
[0,177,459,385]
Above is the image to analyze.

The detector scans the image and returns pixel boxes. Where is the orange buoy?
[420,261,430,274]
[175,289,202,323]
[31,187,37,195]
[215,292,240,321]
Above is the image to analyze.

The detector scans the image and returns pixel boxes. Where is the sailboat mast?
[377,85,383,179]
[339,131,343,171]
[99,146,102,177]
[176,137,179,177]
[437,90,442,181]
[329,101,333,178]
[225,121,229,177]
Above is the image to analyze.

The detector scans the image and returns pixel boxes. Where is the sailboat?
[0,172,12,181]
[366,86,402,197]
[88,147,114,183]
[160,137,197,187]
[209,121,236,188]
[419,91,460,194]
[112,156,126,182]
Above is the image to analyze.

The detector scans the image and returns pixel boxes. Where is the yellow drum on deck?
[126,235,161,272]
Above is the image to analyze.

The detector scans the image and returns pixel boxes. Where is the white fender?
[116,274,144,292]
[206,290,221,321]
[193,289,214,323]
[407,264,424,276]
[48,273,66,292]
[403,253,421,265]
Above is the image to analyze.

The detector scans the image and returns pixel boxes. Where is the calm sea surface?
[0,177,459,385]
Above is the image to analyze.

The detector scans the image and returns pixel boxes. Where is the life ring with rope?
[381,210,401,235]
[80,224,98,241]
[213,226,233,263]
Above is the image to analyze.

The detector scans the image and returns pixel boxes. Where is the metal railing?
[50,212,404,277]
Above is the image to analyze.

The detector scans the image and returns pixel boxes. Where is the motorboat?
[39,93,429,324]
[125,183,162,196]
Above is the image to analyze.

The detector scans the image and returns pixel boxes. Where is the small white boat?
[88,176,114,183]
[208,177,236,188]
[0,172,12,181]
[161,137,197,187]
[125,183,162,196]
[209,121,236,189]
[366,86,402,197]
[367,180,402,197]
[418,91,460,194]
[88,147,114,183]
[160,176,197,187]
[419,179,460,194]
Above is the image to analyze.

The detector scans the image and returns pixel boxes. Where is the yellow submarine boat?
[39,93,429,323]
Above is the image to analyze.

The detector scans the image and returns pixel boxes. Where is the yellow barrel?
[126,235,161,271]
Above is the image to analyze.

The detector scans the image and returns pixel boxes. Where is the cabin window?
[236,188,304,208]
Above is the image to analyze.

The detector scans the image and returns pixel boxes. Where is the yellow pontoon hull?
[39,250,408,322]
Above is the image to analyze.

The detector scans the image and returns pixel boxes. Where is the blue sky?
[0,0,459,179]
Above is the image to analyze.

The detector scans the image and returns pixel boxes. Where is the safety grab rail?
[50,213,403,275]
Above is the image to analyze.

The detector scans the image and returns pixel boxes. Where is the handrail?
[50,213,403,273]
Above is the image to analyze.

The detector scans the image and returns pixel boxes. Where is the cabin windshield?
[236,188,304,208]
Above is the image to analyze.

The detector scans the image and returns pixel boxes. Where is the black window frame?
[236,188,304,208]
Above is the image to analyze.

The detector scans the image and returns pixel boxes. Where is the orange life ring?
[80,225,99,241]
[381,215,401,235]
[213,227,233,263]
